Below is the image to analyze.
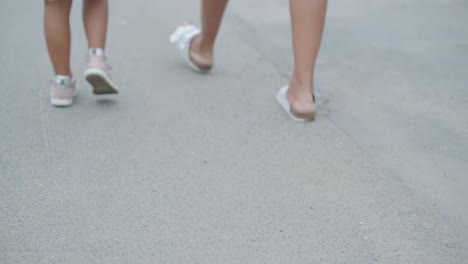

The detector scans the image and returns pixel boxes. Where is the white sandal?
[276,86,316,122]
[169,24,210,73]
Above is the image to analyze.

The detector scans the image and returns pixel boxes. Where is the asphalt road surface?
[1,0,467,263]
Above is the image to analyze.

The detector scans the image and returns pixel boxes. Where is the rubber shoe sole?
[51,98,73,107]
[84,69,119,95]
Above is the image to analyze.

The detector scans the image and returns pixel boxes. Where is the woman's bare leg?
[190,0,229,69]
[288,0,327,114]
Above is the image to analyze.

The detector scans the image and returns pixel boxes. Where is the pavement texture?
[1,0,467,263]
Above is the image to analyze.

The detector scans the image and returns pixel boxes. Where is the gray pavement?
[1,0,467,263]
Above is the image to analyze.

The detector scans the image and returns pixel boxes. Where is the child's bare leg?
[82,0,118,94]
[83,0,108,49]
[44,0,73,76]
[190,0,229,69]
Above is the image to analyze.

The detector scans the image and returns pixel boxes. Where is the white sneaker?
[49,78,77,107]
[84,50,119,95]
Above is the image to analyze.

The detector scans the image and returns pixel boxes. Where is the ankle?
[53,75,73,85]
[88,48,105,57]
[54,69,73,77]
[193,34,214,56]
[290,76,313,92]
[288,75,315,104]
